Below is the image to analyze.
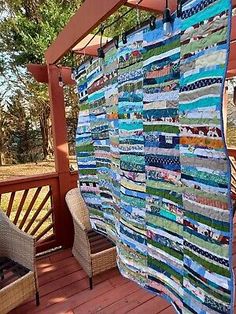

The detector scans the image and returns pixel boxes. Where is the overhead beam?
[127,0,236,13]
[72,34,111,56]
[30,36,236,83]
[27,64,75,85]
[126,0,176,12]
[45,0,236,65]
[45,0,126,64]
[42,0,236,65]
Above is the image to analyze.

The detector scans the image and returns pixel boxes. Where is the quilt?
[75,0,233,313]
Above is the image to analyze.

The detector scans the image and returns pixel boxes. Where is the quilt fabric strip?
[104,43,120,240]
[143,16,184,312]
[75,0,233,313]
[180,0,233,313]
[117,29,148,286]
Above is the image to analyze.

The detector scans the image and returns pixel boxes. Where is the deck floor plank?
[127,294,170,314]
[36,270,127,314]
[10,247,236,314]
[97,288,154,314]
[158,306,176,314]
[48,249,72,263]
[73,281,139,313]
[37,256,78,275]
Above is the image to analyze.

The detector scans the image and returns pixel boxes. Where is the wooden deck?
[10,242,236,314]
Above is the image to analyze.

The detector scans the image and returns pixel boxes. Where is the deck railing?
[229,148,236,201]
[0,171,78,253]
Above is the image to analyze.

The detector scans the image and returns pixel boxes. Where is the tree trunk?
[39,105,53,160]
[40,116,49,159]
[0,152,5,166]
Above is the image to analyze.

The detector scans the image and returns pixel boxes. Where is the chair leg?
[89,277,93,290]
[36,291,40,306]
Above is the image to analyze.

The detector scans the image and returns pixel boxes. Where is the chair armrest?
[0,210,36,272]
[71,214,91,259]
[73,215,87,232]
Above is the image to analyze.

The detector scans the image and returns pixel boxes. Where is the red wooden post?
[223,85,228,140]
[47,64,73,248]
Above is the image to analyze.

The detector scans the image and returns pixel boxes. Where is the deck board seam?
[98,288,155,313]
[72,280,133,312]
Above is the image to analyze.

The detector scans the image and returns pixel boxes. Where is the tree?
[0,0,82,162]
[5,91,42,163]
[0,102,11,165]
[0,0,151,164]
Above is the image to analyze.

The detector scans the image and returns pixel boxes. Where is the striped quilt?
[75,0,234,313]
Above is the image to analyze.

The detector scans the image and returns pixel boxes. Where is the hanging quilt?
[75,0,233,313]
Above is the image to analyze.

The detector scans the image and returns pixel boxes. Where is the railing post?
[223,85,228,139]
[47,64,73,248]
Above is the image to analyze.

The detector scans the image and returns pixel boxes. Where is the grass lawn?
[0,157,77,181]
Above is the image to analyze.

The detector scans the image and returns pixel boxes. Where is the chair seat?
[87,230,115,254]
[0,257,30,290]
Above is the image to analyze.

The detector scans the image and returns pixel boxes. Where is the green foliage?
[0,0,152,165]
[0,0,80,65]
[104,6,151,38]
[5,91,43,163]
[0,0,82,164]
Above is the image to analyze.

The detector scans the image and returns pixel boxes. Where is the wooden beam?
[223,86,228,138]
[231,16,236,42]
[27,64,48,83]
[47,65,70,173]
[72,34,112,56]
[227,71,236,78]
[45,0,127,64]
[47,65,74,248]
[30,40,236,83]
[229,42,236,64]
[227,20,236,77]
[125,0,236,14]
[126,0,176,12]
[228,60,236,72]
[27,64,75,85]
[228,148,236,159]
[45,0,236,64]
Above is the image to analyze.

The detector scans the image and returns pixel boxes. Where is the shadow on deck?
[10,236,236,314]
[10,248,177,314]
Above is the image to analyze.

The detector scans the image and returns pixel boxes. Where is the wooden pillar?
[223,85,228,141]
[47,64,73,248]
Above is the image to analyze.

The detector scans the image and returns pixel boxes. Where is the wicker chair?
[0,210,39,314]
[65,188,117,289]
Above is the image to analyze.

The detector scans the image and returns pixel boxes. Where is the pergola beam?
[72,34,111,56]
[126,0,176,12]
[45,0,127,64]
[45,0,236,65]
[27,64,75,84]
[127,0,236,11]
